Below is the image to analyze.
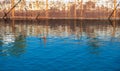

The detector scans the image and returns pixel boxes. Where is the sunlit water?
[0,20,120,71]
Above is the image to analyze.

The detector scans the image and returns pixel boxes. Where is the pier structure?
[0,0,119,19]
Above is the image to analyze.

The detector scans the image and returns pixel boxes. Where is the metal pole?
[74,0,76,19]
[67,0,70,18]
[36,0,39,10]
[114,0,117,19]
[80,0,83,19]
[46,0,48,18]
[11,0,15,18]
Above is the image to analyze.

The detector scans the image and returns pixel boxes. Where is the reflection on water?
[0,19,120,71]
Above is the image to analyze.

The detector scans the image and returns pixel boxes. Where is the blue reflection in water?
[0,20,120,71]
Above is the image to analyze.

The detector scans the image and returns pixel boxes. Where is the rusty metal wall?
[0,0,120,19]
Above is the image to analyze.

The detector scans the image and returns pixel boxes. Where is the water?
[0,19,120,71]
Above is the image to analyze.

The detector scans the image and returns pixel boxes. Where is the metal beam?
[36,0,39,10]
[108,0,120,19]
[20,0,26,10]
[80,0,83,19]
[3,0,21,19]
[114,0,117,19]
[74,0,76,18]
[11,0,15,18]
[46,0,48,18]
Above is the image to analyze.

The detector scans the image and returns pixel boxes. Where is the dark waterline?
[0,20,120,71]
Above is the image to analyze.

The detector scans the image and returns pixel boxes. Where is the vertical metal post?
[36,0,39,10]
[11,0,15,18]
[21,0,26,10]
[67,0,70,18]
[21,0,25,18]
[46,0,48,18]
[74,0,76,19]
[114,0,116,19]
[80,0,83,19]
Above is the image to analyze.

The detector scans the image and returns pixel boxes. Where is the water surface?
[0,20,120,71]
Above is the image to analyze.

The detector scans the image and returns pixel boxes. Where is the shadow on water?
[0,19,120,57]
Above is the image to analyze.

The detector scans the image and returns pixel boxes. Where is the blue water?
[0,20,120,71]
